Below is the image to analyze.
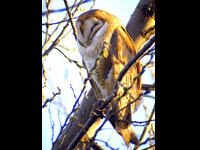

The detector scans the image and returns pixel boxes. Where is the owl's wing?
[107,26,142,146]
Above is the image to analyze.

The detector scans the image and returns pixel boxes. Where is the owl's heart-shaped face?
[76,16,109,74]
[76,17,104,48]
[76,9,121,51]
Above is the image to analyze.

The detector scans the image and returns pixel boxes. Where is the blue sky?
[42,0,154,149]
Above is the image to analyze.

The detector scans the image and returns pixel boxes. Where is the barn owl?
[76,9,142,146]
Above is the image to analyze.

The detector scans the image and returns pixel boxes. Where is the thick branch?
[126,0,155,52]
[52,89,101,150]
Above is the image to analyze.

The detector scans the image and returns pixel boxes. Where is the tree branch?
[126,0,155,52]
[133,104,155,150]
[142,83,155,91]
[42,0,83,57]
[42,87,61,108]
[52,89,100,150]
[63,0,78,40]
[90,141,105,150]
[112,35,155,92]
[42,0,94,16]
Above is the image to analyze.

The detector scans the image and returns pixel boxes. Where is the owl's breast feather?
[78,22,111,73]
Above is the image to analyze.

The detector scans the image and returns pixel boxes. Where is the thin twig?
[42,0,94,16]
[42,21,71,57]
[70,84,77,100]
[112,35,155,91]
[94,139,119,150]
[133,104,155,150]
[90,0,96,10]
[42,87,61,108]
[52,79,88,149]
[142,83,155,90]
[63,0,80,40]
[42,30,78,52]
[42,13,69,54]
[141,144,155,150]
[42,0,83,57]
[48,102,55,146]
[136,137,155,149]
[45,0,53,43]
[111,53,154,116]
[55,47,83,69]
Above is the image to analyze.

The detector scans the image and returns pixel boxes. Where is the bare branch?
[126,0,155,52]
[142,144,155,150]
[42,0,83,57]
[94,139,119,150]
[42,0,94,16]
[63,0,79,40]
[42,17,78,26]
[142,83,155,91]
[55,47,83,69]
[44,0,53,44]
[133,104,155,150]
[52,89,100,150]
[42,21,70,57]
[135,137,155,150]
[90,141,105,150]
[113,35,155,91]
[42,87,61,108]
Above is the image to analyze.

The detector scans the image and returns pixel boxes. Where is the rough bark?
[126,0,155,52]
[53,89,102,150]
[53,0,155,149]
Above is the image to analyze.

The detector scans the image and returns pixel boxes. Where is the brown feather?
[107,26,141,146]
[76,9,142,147]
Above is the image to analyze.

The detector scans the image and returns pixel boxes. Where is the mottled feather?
[76,9,142,146]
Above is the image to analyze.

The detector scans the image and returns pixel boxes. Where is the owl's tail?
[120,126,139,146]
[109,117,139,147]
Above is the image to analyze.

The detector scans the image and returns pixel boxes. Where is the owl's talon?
[92,110,105,119]
[98,98,105,105]
[90,99,107,119]
[91,108,105,119]
[97,98,107,118]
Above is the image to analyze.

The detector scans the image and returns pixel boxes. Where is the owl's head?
[76,9,122,47]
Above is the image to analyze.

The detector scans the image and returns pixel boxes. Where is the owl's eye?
[80,22,85,37]
[88,22,102,45]
[91,23,99,33]
[78,40,87,47]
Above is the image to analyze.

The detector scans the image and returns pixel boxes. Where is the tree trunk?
[126,0,155,52]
